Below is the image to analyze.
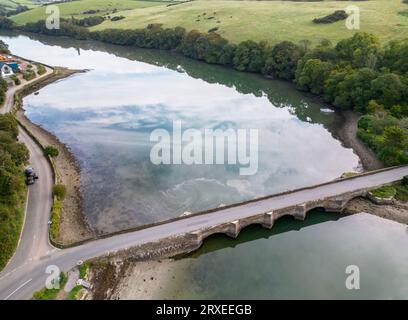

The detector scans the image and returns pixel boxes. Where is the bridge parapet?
[186,187,377,247]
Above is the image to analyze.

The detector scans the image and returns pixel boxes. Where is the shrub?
[53,184,66,200]
[22,70,36,81]
[313,10,348,24]
[371,186,397,199]
[10,75,20,85]
[50,199,61,239]
[36,64,46,75]
[402,175,408,186]
[111,16,125,22]
[44,145,59,158]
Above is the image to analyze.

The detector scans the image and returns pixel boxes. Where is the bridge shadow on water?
[181,210,345,260]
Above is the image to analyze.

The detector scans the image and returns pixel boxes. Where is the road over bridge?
[1,165,407,300]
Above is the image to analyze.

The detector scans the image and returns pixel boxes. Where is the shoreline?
[14,66,95,244]
[334,110,384,171]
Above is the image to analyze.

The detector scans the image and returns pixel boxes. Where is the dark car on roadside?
[25,167,39,185]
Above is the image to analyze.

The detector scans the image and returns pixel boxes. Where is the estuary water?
[1,33,359,233]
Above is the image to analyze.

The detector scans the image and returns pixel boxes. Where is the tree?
[324,67,378,111]
[295,58,333,94]
[382,126,407,150]
[382,40,408,74]
[0,40,9,54]
[53,184,66,200]
[335,32,383,68]
[233,40,266,73]
[263,41,303,80]
[0,169,20,197]
[7,143,29,166]
[371,73,406,108]
[44,146,59,158]
[0,114,18,139]
[0,17,14,30]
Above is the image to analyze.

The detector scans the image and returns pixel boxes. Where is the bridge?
[0,165,407,300]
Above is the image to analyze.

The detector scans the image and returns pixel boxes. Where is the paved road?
[0,66,57,291]
[0,164,407,299]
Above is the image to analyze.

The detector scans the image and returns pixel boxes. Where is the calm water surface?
[167,212,408,299]
[1,33,359,232]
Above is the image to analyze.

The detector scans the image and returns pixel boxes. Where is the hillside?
[10,0,408,45]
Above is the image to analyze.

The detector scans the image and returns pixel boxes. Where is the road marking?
[4,278,32,300]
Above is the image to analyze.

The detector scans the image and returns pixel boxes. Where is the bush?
[50,199,61,240]
[36,64,46,76]
[53,184,66,200]
[313,10,348,24]
[22,70,36,81]
[402,176,408,186]
[44,145,59,158]
[0,40,9,54]
[111,16,125,22]
[72,16,104,27]
[371,186,397,199]
[10,75,20,85]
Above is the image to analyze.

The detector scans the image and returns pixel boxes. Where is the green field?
[10,0,408,44]
[0,0,37,10]
[11,0,174,24]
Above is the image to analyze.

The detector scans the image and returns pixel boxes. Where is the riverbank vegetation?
[370,178,408,202]
[50,184,66,240]
[2,13,407,166]
[0,41,9,105]
[0,114,29,270]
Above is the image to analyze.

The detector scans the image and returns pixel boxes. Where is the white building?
[0,63,14,78]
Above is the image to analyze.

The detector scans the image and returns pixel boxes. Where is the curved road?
[1,66,56,274]
[1,65,408,300]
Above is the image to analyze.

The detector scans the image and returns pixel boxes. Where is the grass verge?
[32,272,68,300]
[50,198,61,240]
[0,182,26,271]
[371,185,397,199]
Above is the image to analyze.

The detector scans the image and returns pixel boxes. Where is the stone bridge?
[186,167,408,247]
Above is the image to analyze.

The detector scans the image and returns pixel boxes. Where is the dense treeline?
[0,114,29,270]
[0,5,29,17]
[0,40,9,104]
[0,78,7,106]
[1,16,407,165]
